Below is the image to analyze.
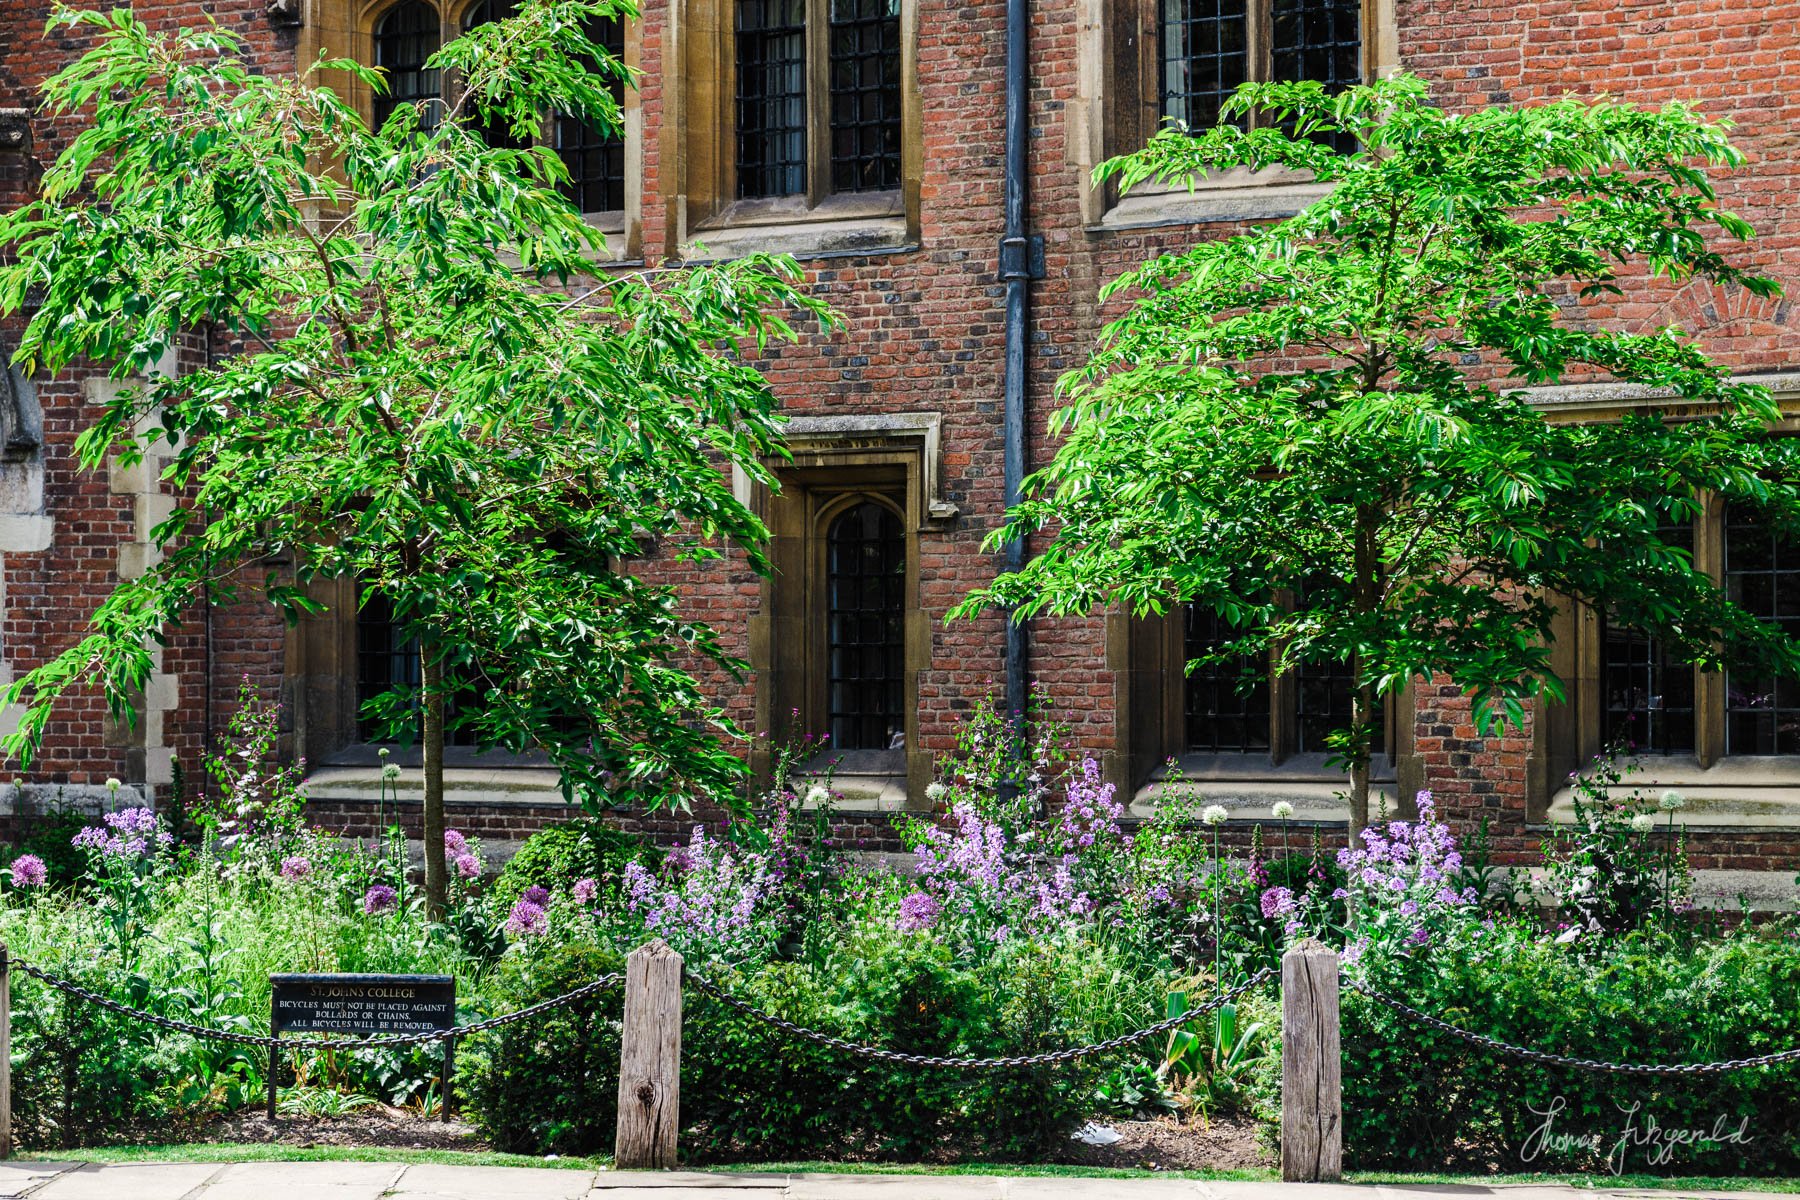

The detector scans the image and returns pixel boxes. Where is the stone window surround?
[742,413,955,811]
[661,0,923,261]
[1530,370,1800,831]
[298,0,646,261]
[1108,604,1415,823]
[1065,0,1398,232]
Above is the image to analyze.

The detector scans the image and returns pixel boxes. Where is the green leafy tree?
[954,75,1800,835]
[0,2,835,916]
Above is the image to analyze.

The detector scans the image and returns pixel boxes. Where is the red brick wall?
[4,0,1800,874]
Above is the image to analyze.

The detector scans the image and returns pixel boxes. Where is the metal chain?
[685,965,1276,1070]
[1344,976,1800,1076]
[10,959,624,1051]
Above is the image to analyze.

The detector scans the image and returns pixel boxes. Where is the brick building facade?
[2,0,1798,906]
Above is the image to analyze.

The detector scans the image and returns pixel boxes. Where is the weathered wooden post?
[615,939,682,1169]
[1281,938,1342,1182]
[0,943,11,1158]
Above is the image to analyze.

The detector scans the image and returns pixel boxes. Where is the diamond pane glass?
[556,17,629,212]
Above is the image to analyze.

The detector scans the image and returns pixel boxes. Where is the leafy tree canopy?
[953,75,1800,831]
[0,1,837,905]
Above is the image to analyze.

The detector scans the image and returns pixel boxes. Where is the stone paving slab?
[595,1174,791,1189]
[199,1160,406,1200]
[30,1161,223,1200]
[0,1163,75,1200]
[384,1161,600,1200]
[785,1175,1007,1200]
[6,1163,1794,1200]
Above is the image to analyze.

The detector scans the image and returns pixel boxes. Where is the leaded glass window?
[826,501,906,752]
[1726,505,1800,754]
[373,2,442,132]
[736,0,809,197]
[828,0,902,193]
[1600,523,1698,756]
[1184,607,1271,754]
[556,17,629,213]
[1158,0,1360,143]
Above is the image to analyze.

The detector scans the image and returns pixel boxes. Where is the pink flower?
[9,855,47,888]
[454,853,481,879]
[572,876,599,904]
[505,899,548,937]
[444,829,468,855]
[279,855,312,881]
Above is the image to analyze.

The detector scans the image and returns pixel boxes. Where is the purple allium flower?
[361,884,398,915]
[504,898,548,936]
[279,855,312,881]
[572,876,599,904]
[454,852,481,880]
[522,884,550,907]
[444,829,468,855]
[896,890,942,932]
[9,854,47,888]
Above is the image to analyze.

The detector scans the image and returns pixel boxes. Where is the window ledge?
[1510,867,1800,913]
[303,765,567,807]
[1093,180,1332,233]
[682,214,912,262]
[1548,756,1800,828]
[795,749,909,812]
[1128,752,1398,821]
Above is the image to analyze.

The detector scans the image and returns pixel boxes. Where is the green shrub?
[458,942,627,1155]
[6,804,95,890]
[492,822,657,910]
[1337,921,1800,1174]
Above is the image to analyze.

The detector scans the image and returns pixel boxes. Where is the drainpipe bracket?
[999,235,1045,282]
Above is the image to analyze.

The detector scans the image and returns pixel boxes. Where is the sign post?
[269,974,456,1119]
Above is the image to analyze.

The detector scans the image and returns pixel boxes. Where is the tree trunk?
[420,641,448,922]
[1347,675,1373,842]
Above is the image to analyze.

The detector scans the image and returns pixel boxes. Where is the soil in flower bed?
[1052,1113,1272,1172]
[193,1108,492,1152]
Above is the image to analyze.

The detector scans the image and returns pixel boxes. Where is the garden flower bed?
[0,694,1796,1171]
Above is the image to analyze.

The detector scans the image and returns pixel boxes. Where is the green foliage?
[6,803,92,890]
[491,821,657,911]
[1337,920,1800,1174]
[1540,748,1693,938]
[954,74,1800,832]
[458,942,626,1155]
[0,1,837,822]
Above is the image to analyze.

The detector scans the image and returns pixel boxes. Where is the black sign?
[270,974,455,1037]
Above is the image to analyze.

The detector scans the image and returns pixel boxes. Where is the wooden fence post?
[0,942,11,1159]
[1281,937,1341,1182]
[615,939,682,1169]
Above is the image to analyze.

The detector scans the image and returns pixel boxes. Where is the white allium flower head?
[1201,804,1230,827]
[1630,812,1655,833]
[1271,801,1295,820]
[924,781,948,803]
[105,777,122,793]
[381,763,402,781]
[804,785,830,807]
[1659,789,1686,811]
[378,746,391,760]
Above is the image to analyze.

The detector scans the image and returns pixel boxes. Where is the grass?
[13,1146,1800,1191]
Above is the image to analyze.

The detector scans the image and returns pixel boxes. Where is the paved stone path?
[0,1162,1779,1200]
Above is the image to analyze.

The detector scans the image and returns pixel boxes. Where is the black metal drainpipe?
[999,0,1036,730]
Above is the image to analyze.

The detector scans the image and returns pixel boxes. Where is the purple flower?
[896,890,942,932]
[279,855,312,881]
[505,899,548,936]
[522,884,550,907]
[454,852,481,880]
[572,876,599,904]
[444,829,468,855]
[1260,885,1297,919]
[361,884,398,915]
[9,855,47,888]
